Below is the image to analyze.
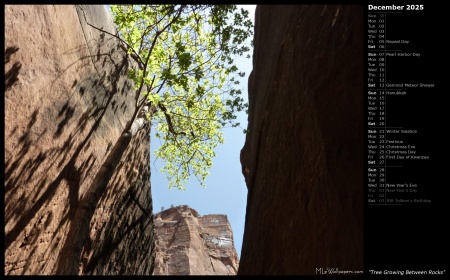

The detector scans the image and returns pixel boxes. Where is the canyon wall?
[5,5,155,275]
[239,5,364,275]
[153,205,239,275]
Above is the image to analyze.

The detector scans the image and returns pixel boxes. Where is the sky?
[150,5,256,258]
[105,4,256,258]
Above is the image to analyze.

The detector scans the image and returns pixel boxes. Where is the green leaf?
[111,4,254,190]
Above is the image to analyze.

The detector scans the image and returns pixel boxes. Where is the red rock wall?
[153,205,239,275]
[5,5,155,275]
[239,5,364,275]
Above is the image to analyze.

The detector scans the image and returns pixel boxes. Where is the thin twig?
[77,5,145,68]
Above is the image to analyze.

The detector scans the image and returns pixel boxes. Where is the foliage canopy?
[110,5,253,189]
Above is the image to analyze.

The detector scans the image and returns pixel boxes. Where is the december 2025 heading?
[368,4,424,11]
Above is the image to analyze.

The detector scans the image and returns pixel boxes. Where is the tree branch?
[77,5,145,69]
[158,103,186,136]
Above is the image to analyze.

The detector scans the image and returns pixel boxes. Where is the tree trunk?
[55,131,132,275]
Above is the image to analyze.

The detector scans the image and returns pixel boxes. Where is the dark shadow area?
[5,46,22,91]
[55,102,76,138]
[80,126,154,275]
[238,5,363,275]
[5,46,20,64]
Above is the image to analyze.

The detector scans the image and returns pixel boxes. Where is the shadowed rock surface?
[239,5,363,275]
[5,5,155,275]
[153,205,239,275]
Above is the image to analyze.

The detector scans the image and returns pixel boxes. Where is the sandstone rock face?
[239,5,363,275]
[153,205,239,275]
[5,5,155,275]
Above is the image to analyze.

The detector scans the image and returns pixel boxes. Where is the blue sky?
[150,5,255,258]
[105,4,256,258]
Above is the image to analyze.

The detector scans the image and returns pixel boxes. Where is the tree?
[161,206,165,212]
[111,4,253,189]
[56,5,253,275]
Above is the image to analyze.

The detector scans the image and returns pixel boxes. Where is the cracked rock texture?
[239,5,364,275]
[153,205,239,275]
[5,5,155,275]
